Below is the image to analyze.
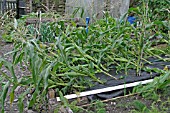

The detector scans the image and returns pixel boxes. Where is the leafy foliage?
[133,71,170,101]
[132,100,149,113]
[0,0,169,112]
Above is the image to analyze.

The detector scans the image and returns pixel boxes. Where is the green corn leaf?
[18,86,31,113]
[72,7,80,18]
[9,84,18,105]
[14,52,24,65]
[19,76,33,85]
[80,8,84,18]
[0,59,18,83]
[42,64,52,96]
[65,25,70,35]
[84,54,95,61]
[1,81,10,113]
[133,100,149,112]
[159,71,170,84]
[10,91,15,105]
[28,89,38,108]
[114,58,129,62]
[57,72,88,77]
[4,48,20,57]
[0,62,3,68]
[30,39,42,52]
[0,70,13,83]
[58,90,69,107]
[74,43,95,61]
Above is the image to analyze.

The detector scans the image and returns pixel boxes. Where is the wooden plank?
[7,1,10,10]
[56,79,154,101]
[0,1,2,13]
[2,0,6,14]
[0,0,17,14]
[26,18,54,24]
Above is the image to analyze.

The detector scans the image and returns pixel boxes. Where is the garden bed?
[0,0,169,112]
[53,54,170,101]
[0,38,169,113]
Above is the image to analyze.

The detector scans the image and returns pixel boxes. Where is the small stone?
[48,89,55,99]
[27,94,31,98]
[14,99,18,102]
[59,106,67,113]
[3,70,7,73]
[27,110,36,113]
[66,107,73,113]
[15,86,21,92]
[49,98,57,105]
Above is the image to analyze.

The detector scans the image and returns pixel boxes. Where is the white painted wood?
[56,79,154,101]
[65,0,130,20]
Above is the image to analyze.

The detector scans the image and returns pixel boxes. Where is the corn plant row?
[0,3,169,113]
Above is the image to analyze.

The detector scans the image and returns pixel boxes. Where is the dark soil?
[81,89,170,113]
[0,38,170,113]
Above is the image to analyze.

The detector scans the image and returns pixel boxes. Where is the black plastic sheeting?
[87,56,170,100]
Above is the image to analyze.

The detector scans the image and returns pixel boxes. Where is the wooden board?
[56,79,154,101]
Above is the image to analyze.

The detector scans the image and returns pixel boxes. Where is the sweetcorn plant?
[131,0,169,21]
[0,1,169,112]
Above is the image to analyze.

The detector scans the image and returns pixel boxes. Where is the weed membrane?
[87,56,170,100]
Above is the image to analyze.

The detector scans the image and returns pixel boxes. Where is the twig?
[80,93,139,107]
